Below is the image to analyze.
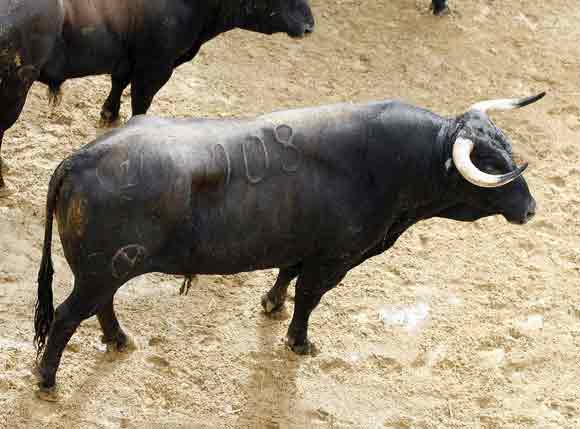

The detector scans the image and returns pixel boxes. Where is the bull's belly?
[165,216,369,276]
[188,238,306,275]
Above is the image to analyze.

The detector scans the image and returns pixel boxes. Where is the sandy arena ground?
[1,0,579,427]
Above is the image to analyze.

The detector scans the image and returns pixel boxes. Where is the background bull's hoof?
[286,336,318,356]
[98,111,122,129]
[35,385,59,402]
[261,294,285,314]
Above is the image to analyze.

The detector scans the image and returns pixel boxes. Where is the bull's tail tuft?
[34,160,67,358]
[47,83,63,109]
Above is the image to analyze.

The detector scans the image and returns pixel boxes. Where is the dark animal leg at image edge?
[261,264,301,313]
[100,74,131,126]
[286,267,345,355]
[97,297,132,352]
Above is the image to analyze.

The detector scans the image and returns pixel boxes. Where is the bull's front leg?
[100,74,131,127]
[262,264,302,314]
[286,264,347,355]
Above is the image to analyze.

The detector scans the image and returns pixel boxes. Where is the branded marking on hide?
[111,245,147,279]
[96,147,143,197]
[119,158,139,191]
[242,136,270,184]
[274,124,300,174]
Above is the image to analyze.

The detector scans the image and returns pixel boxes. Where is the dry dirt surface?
[1,0,579,427]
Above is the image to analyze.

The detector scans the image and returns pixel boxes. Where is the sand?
[0,0,579,427]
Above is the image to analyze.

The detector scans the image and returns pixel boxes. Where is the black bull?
[33,94,544,398]
[0,0,315,195]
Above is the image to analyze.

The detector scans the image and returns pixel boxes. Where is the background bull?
[32,92,544,400]
[0,0,315,196]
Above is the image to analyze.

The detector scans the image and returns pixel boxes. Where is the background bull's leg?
[130,66,174,116]
[432,0,448,15]
[97,297,134,353]
[35,285,103,400]
[286,265,346,355]
[100,73,131,127]
[0,70,37,197]
[261,264,302,314]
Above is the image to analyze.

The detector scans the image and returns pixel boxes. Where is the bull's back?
[56,107,388,276]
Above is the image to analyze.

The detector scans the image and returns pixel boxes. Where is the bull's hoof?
[286,336,318,356]
[261,294,285,314]
[36,385,59,402]
[31,365,58,402]
[101,333,136,355]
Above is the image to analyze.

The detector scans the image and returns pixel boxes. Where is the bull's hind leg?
[286,264,346,355]
[262,264,302,314]
[100,73,131,127]
[97,297,135,353]
[35,283,107,400]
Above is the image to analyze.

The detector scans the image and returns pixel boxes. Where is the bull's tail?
[47,83,63,108]
[34,160,67,358]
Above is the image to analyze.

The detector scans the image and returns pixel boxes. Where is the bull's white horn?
[469,92,546,114]
[452,138,528,188]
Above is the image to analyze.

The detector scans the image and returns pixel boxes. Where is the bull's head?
[240,0,315,38]
[442,92,545,225]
